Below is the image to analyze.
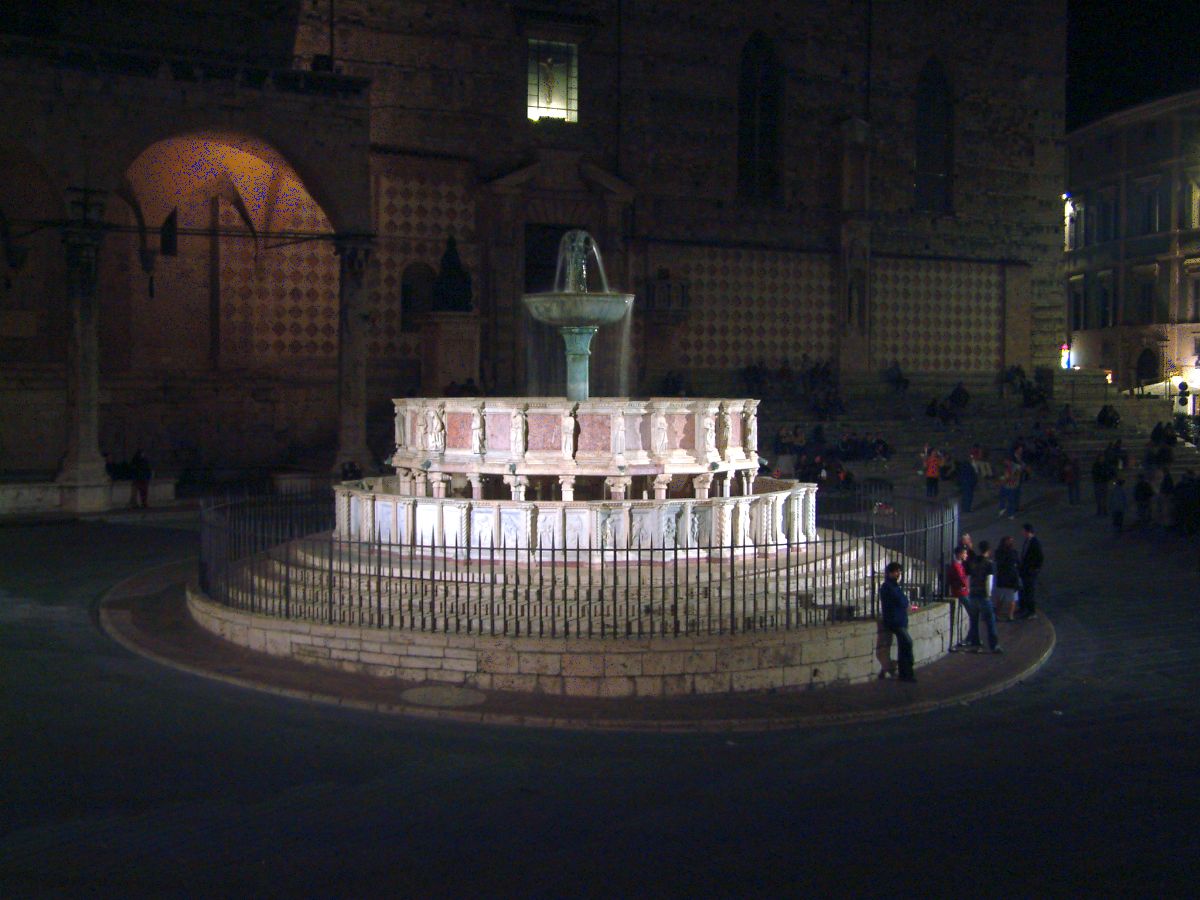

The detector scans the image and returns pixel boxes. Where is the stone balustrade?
[334,476,817,558]
[388,398,762,497]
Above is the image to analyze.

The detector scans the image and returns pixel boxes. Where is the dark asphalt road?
[2,500,1198,897]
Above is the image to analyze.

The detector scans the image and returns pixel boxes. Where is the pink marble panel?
[486,412,511,451]
[527,413,559,452]
[670,414,694,450]
[446,412,471,450]
[730,415,742,445]
[578,414,611,452]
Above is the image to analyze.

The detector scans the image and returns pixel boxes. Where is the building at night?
[1065,88,1200,395]
[0,1,1066,509]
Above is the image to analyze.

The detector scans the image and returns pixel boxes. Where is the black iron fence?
[199,486,958,639]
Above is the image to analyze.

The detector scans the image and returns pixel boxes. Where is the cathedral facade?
[0,1,1065,495]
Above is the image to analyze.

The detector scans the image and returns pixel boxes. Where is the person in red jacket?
[947,544,971,649]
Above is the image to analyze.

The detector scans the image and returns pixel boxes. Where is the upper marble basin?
[522,291,634,328]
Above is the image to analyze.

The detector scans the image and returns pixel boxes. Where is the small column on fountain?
[652,474,672,500]
[720,473,733,497]
[692,473,714,500]
[741,470,758,495]
[558,475,576,501]
[505,474,530,501]
[428,473,450,498]
[411,470,429,497]
[467,474,484,500]
[605,476,632,500]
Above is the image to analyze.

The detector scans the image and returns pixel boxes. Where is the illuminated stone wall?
[871,258,1005,373]
[641,244,837,376]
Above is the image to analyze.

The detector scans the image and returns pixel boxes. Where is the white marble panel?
[564,509,591,548]
[415,502,439,545]
[471,508,496,548]
[534,507,564,551]
[375,501,393,543]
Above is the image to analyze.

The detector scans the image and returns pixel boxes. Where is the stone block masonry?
[187,585,951,697]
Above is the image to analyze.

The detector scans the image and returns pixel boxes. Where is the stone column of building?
[333,237,373,475]
[56,222,111,512]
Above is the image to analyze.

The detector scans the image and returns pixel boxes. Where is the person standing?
[923,447,944,498]
[966,540,1001,652]
[998,455,1022,518]
[879,562,916,682]
[1110,478,1128,534]
[129,449,152,509]
[1092,453,1111,517]
[993,535,1021,621]
[1133,473,1153,526]
[947,545,972,649]
[1018,523,1044,620]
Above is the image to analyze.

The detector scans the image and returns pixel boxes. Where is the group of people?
[923,381,971,428]
[773,424,893,487]
[1092,425,1200,535]
[743,356,846,417]
[878,524,1044,682]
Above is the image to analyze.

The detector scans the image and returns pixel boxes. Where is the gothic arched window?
[737,32,783,204]
[914,58,954,214]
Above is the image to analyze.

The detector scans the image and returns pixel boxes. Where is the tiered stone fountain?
[185,232,955,701]
[337,231,817,556]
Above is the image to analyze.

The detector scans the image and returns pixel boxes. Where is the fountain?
[187,232,958,701]
[522,230,634,402]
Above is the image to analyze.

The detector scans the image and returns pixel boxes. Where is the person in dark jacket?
[993,535,1021,621]
[1018,523,1044,619]
[879,562,916,682]
[965,540,1001,652]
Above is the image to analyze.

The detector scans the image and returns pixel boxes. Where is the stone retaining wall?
[187,585,951,697]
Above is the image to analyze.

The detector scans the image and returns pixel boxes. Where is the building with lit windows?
[1065,88,1200,392]
[0,1,1066,508]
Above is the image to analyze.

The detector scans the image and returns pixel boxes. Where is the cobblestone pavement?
[1,487,1198,895]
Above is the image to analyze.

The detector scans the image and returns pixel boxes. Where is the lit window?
[527,39,578,122]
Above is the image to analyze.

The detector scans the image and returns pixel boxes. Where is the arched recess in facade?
[97,131,352,471]
[0,142,70,471]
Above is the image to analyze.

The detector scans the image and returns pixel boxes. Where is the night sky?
[1069,0,1200,129]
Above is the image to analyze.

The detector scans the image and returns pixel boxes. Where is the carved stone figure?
[509,407,526,456]
[651,412,669,454]
[561,407,576,459]
[471,405,486,455]
[702,414,716,454]
[395,409,407,450]
[601,515,615,548]
[717,406,731,449]
[425,406,445,453]
[743,410,758,455]
[662,510,677,547]
[612,413,625,457]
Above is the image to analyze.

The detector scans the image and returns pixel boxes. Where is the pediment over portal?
[487,150,634,203]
